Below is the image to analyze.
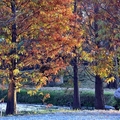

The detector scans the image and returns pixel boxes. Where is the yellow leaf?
[41,76,48,82]
[27,90,37,96]
[105,77,115,83]
[39,92,43,96]
[13,69,20,76]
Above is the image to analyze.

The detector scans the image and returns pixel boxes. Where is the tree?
[93,2,105,109]
[77,0,120,109]
[0,0,75,114]
[70,0,84,109]
[71,0,104,109]
[5,1,17,114]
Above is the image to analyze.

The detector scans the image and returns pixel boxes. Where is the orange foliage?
[0,0,80,88]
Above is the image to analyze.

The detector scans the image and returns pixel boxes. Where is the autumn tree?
[68,0,85,110]
[77,0,120,109]
[0,0,75,114]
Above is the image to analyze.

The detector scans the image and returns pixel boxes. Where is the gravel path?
[0,111,120,120]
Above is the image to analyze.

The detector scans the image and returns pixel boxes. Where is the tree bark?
[114,55,119,88]
[73,56,81,109]
[6,73,17,114]
[95,75,105,109]
[6,0,17,115]
[94,3,105,110]
[72,0,81,110]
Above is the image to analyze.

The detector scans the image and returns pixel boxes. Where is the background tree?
[77,0,120,109]
[69,0,85,109]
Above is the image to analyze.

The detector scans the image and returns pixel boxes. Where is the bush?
[80,91,95,107]
[0,89,117,108]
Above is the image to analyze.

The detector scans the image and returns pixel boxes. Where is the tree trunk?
[73,56,81,109]
[6,0,17,115]
[95,75,105,109]
[114,55,119,88]
[72,0,81,110]
[93,2,105,110]
[6,77,17,114]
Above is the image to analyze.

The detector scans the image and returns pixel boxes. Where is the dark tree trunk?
[73,56,81,109]
[95,75,105,109]
[6,73,17,114]
[6,0,17,115]
[72,0,81,110]
[114,55,119,88]
[94,3,105,110]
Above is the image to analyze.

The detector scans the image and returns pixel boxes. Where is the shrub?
[80,91,95,107]
[0,89,116,108]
